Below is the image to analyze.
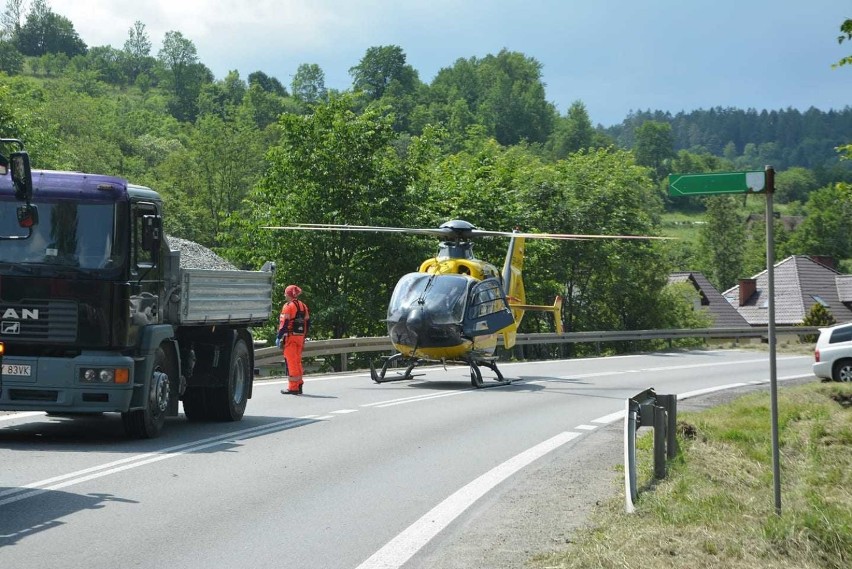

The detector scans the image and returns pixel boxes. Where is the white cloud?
[48,0,347,53]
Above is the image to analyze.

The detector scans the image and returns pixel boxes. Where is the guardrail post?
[624,399,639,513]
[624,388,678,512]
[657,394,678,459]
[340,353,348,372]
[653,406,667,479]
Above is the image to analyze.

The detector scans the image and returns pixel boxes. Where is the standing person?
[276,284,310,395]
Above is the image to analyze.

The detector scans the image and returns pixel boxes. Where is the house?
[722,255,852,326]
[667,271,750,328]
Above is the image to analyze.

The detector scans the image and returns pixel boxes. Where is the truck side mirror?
[141,214,162,262]
[10,151,33,201]
[16,204,39,228]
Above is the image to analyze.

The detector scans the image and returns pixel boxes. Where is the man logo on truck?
[2,308,39,319]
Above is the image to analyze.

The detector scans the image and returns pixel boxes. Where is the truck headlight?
[80,368,130,384]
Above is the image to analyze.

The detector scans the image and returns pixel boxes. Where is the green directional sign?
[668,170,766,196]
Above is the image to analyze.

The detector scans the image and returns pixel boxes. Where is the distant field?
[660,212,704,242]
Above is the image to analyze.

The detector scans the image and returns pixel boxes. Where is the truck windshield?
[0,200,118,270]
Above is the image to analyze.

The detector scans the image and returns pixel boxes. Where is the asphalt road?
[0,349,815,569]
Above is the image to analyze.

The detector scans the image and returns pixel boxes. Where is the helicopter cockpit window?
[388,273,468,324]
[468,279,508,319]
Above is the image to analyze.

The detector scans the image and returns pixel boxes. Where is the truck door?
[128,201,163,338]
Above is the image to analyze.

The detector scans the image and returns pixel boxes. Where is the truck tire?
[122,346,172,438]
[212,338,250,421]
[181,384,211,421]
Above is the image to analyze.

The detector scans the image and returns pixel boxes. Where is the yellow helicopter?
[265,219,666,388]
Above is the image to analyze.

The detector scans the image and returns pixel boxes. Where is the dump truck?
[0,141,274,437]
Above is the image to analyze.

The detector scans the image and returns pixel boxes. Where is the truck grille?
[0,300,78,342]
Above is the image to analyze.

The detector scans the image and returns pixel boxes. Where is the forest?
[0,1,850,349]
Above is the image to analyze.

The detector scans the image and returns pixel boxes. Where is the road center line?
[355,430,581,569]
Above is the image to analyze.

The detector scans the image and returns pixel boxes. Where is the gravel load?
[165,235,238,270]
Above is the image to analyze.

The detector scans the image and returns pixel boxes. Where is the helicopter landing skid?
[468,358,511,389]
[370,354,424,383]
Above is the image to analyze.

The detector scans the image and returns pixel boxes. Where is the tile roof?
[668,271,751,328]
[722,255,852,326]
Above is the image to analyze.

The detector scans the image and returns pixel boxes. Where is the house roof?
[668,271,750,328]
[722,255,852,326]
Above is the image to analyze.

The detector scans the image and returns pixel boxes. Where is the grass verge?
[531,381,852,569]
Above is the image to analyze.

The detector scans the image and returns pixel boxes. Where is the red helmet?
[285,284,302,298]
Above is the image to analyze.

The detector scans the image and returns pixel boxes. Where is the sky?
[46,0,851,127]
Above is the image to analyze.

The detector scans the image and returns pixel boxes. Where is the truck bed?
[174,268,273,326]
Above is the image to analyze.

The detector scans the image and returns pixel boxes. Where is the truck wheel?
[212,338,250,421]
[122,346,172,438]
[182,385,211,421]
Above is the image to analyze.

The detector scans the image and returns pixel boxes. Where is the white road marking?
[592,410,625,424]
[0,416,321,507]
[331,409,358,414]
[355,431,581,569]
[0,411,45,422]
[575,424,597,431]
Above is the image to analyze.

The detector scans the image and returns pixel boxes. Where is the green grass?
[531,382,852,569]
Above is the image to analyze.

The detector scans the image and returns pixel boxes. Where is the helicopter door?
[463,278,514,337]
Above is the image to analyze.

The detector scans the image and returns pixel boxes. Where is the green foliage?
[659,282,715,330]
[349,45,417,101]
[14,0,85,58]
[634,120,675,180]
[697,196,745,290]
[0,38,22,74]
[291,63,326,104]
[232,95,432,345]
[785,184,852,264]
[776,166,819,203]
[800,302,837,342]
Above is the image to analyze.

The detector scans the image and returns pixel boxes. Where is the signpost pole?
[668,167,781,514]
[765,165,781,515]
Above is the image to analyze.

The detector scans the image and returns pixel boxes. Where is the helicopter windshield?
[388,273,469,325]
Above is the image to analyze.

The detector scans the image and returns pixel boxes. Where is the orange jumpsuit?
[279,299,309,392]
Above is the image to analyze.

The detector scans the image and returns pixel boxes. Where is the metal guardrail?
[254,326,819,369]
[624,388,678,513]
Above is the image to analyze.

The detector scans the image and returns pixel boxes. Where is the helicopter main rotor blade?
[262,222,672,241]
[263,223,455,238]
[469,229,672,240]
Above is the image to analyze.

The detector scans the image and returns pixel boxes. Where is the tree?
[247,70,287,96]
[123,20,153,83]
[349,45,415,101]
[15,0,86,57]
[291,63,326,104]
[634,120,674,180]
[232,95,432,347]
[800,302,836,342]
[832,18,852,68]
[1,0,25,40]
[546,101,596,159]
[697,196,745,290]
[157,31,209,121]
[775,166,819,203]
[785,184,852,263]
[517,148,668,339]
[0,37,22,74]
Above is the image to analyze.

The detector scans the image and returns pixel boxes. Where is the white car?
[813,322,852,382]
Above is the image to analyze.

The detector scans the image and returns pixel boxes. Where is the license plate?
[2,364,31,376]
